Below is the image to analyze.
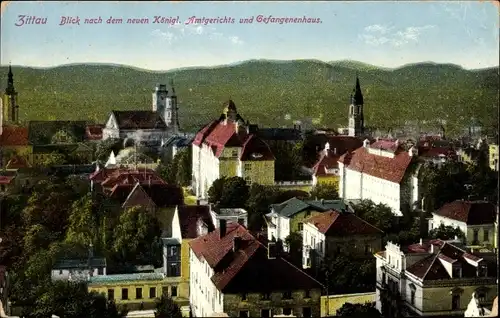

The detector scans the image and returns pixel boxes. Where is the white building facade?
[302,222,326,269]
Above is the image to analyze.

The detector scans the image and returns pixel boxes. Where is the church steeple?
[6,64,16,95]
[2,64,20,124]
[348,74,365,137]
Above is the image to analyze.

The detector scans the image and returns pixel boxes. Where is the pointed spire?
[352,73,363,105]
[6,63,16,95]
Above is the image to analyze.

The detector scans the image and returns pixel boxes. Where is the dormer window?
[477,263,487,277]
[452,265,462,278]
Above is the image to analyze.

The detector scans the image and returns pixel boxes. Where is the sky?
[1,1,499,70]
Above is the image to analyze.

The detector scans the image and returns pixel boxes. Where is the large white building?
[189,221,324,318]
[428,200,497,248]
[375,240,497,317]
[338,139,420,216]
[102,83,181,147]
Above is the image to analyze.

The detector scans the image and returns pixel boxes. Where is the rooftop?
[88,272,165,285]
[305,210,383,236]
[433,200,496,225]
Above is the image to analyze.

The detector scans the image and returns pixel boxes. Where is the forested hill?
[1,60,498,135]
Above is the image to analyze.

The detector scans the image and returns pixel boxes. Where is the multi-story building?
[428,200,497,248]
[191,100,275,199]
[302,209,383,269]
[375,239,497,316]
[488,143,498,171]
[338,139,421,216]
[189,220,324,318]
[265,197,351,245]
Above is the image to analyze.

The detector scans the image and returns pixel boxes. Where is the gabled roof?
[0,125,29,146]
[269,197,350,218]
[405,241,495,281]
[305,210,383,236]
[433,200,496,225]
[189,222,324,293]
[110,183,183,208]
[110,111,167,130]
[239,135,275,161]
[192,120,219,147]
[338,142,414,183]
[203,121,247,157]
[312,150,341,176]
[122,183,157,210]
[177,205,215,239]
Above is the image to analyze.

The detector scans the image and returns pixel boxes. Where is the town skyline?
[1,1,499,70]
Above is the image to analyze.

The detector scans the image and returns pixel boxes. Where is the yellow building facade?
[320,292,376,317]
[489,144,498,171]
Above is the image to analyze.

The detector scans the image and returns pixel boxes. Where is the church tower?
[152,81,179,135]
[348,75,364,137]
[165,79,180,135]
[2,65,20,124]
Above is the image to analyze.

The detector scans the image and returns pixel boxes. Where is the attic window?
[251,153,263,159]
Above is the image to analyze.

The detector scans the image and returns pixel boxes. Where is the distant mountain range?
[0,59,498,135]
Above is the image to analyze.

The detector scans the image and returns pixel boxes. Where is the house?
[89,166,166,193]
[265,197,351,245]
[302,209,383,269]
[105,147,158,170]
[488,143,498,171]
[416,137,458,167]
[338,139,420,216]
[189,220,324,318]
[192,100,275,199]
[87,238,189,312]
[464,292,492,317]
[159,135,193,162]
[164,205,215,300]
[0,126,31,167]
[211,207,248,228]
[428,200,497,248]
[374,239,497,317]
[51,258,107,282]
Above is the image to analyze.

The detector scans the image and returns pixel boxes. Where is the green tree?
[38,152,67,167]
[309,183,339,200]
[268,140,303,181]
[336,302,381,317]
[174,147,192,186]
[207,176,227,205]
[429,224,466,242]
[352,200,393,233]
[112,206,162,265]
[246,184,281,230]
[155,295,183,318]
[284,232,302,267]
[219,176,249,208]
[66,193,99,246]
[156,161,176,184]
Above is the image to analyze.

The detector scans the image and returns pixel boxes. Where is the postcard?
[0,1,498,318]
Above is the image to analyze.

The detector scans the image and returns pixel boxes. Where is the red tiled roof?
[189,222,324,293]
[5,155,31,169]
[434,200,496,225]
[0,176,15,185]
[419,146,457,159]
[323,136,364,155]
[239,135,274,161]
[370,140,400,152]
[193,120,219,147]
[0,126,29,146]
[406,241,493,280]
[406,239,444,253]
[338,142,414,183]
[305,210,383,236]
[312,150,341,177]
[122,183,157,210]
[177,205,215,239]
[203,121,247,157]
[86,125,103,140]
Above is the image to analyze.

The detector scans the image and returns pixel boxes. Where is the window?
[261,292,271,300]
[410,289,416,305]
[136,288,142,299]
[170,246,177,256]
[484,229,489,242]
[232,149,238,157]
[452,294,460,310]
[171,286,177,297]
[304,290,310,299]
[97,267,103,275]
[244,163,251,170]
[298,222,303,231]
[108,289,114,300]
[261,309,271,318]
[241,293,247,301]
[149,287,156,298]
[283,308,292,315]
[59,270,63,275]
[303,307,312,318]
[478,264,488,277]
[283,291,292,299]
[452,266,462,278]
[478,292,486,303]
[122,288,129,300]
[473,229,479,244]
[305,210,311,217]
[239,311,249,318]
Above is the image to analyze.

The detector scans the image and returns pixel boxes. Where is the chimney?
[419,238,423,245]
[219,219,227,238]
[333,148,337,155]
[233,236,242,252]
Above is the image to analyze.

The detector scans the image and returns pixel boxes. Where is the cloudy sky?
[1,1,498,70]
